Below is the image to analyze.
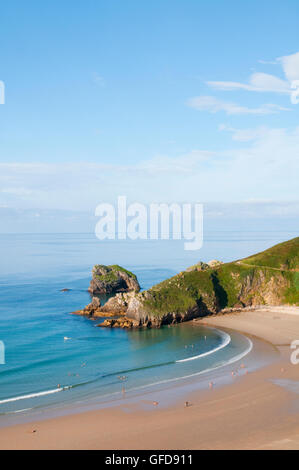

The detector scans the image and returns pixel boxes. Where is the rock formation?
[73,237,299,329]
[72,292,135,318]
[88,264,140,295]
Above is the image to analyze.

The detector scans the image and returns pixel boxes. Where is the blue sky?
[0,0,299,214]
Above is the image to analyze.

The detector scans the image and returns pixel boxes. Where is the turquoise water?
[0,230,296,416]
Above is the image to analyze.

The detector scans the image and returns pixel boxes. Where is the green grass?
[108,265,137,280]
[284,271,299,305]
[143,269,219,317]
[93,238,299,319]
[141,236,299,316]
[242,237,299,270]
[93,264,137,282]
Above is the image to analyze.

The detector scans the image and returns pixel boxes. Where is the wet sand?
[0,307,299,450]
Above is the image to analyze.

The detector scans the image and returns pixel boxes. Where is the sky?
[0,0,299,229]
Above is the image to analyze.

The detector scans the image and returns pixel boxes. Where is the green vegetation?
[284,271,299,304]
[241,237,299,270]
[142,237,299,318]
[108,265,137,279]
[143,270,216,316]
[93,264,137,282]
[95,272,118,282]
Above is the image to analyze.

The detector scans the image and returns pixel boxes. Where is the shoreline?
[0,306,299,449]
[0,324,261,428]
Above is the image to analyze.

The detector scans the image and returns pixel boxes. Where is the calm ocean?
[0,228,296,418]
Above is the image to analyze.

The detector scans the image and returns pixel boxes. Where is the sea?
[0,226,297,421]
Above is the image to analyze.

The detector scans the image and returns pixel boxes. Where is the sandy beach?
[0,306,299,450]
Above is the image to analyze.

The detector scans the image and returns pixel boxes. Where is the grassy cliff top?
[241,237,299,271]
[108,265,137,279]
[142,237,299,317]
[92,264,137,282]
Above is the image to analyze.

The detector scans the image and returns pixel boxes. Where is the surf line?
[125,336,253,394]
[0,386,71,405]
[176,329,231,363]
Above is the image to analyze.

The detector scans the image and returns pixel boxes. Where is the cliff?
[88,264,140,295]
[74,237,299,328]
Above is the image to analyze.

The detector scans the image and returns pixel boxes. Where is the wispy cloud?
[218,124,269,142]
[258,59,278,66]
[1,126,299,209]
[92,73,105,87]
[207,73,290,94]
[207,51,299,95]
[278,51,299,82]
[187,96,289,115]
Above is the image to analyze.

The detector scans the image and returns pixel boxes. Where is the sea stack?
[88,264,140,295]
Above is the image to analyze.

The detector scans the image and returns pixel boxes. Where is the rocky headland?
[72,237,299,329]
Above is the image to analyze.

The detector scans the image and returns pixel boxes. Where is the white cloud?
[218,124,269,142]
[207,51,299,95]
[207,73,290,94]
[258,60,278,65]
[138,150,213,174]
[187,96,289,115]
[1,126,299,209]
[92,73,105,87]
[1,187,33,196]
[278,51,299,82]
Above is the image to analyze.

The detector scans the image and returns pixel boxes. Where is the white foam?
[55,336,254,405]
[122,335,253,393]
[176,329,231,363]
[0,386,70,405]
[10,408,33,414]
[0,331,253,408]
